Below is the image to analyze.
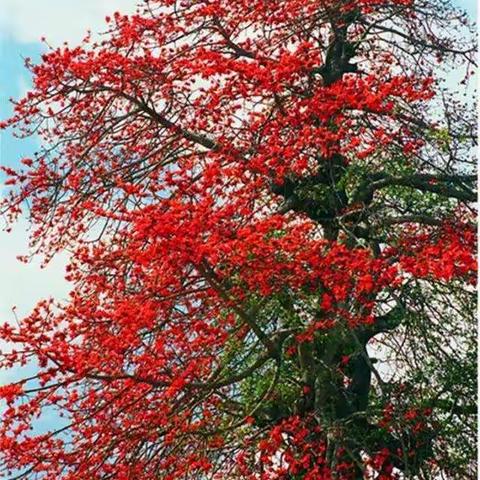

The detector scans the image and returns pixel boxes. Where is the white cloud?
[0,0,138,46]
[17,74,30,99]
[0,220,69,322]
[0,219,69,406]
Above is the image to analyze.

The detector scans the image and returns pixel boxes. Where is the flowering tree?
[0,0,476,479]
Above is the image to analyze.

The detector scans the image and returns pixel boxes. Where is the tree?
[0,0,476,478]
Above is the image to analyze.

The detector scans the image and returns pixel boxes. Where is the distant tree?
[0,1,476,479]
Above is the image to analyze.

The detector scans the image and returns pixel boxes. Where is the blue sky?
[0,0,477,434]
